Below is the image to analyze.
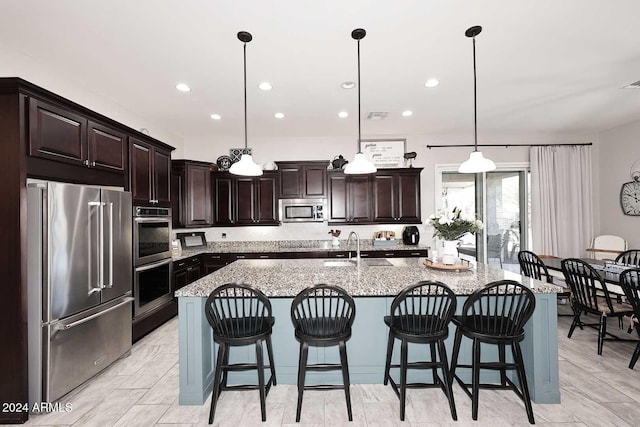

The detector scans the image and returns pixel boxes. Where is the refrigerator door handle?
[88,201,103,293]
[54,297,134,331]
[99,202,105,289]
[107,202,114,288]
[102,201,114,289]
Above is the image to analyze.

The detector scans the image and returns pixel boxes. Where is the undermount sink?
[322,259,394,267]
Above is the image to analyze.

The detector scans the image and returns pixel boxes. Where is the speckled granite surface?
[175,257,560,298]
[172,239,429,261]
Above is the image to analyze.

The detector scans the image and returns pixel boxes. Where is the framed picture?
[360,139,406,167]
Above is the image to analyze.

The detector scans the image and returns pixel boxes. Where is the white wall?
[598,119,640,248]
[178,131,598,246]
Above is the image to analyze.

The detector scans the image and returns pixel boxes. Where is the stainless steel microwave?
[279,198,326,222]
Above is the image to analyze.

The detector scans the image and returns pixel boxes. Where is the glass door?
[438,166,529,270]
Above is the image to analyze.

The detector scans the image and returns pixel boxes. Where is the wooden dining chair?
[615,250,640,266]
[518,251,572,316]
[587,235,628,260]
[619,269,640,369]
[561,258,634,355]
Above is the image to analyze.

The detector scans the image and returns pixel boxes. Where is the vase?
[441,240,459,265]
[331,236,340,246]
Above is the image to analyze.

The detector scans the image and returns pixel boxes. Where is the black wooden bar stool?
[204,283,276,424]
[383,281,457,421]
[290,284,356,422]
[450,280,536,424]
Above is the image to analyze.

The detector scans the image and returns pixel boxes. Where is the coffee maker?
[402,226,420,245]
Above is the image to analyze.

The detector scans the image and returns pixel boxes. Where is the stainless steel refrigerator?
[27,181,133,405]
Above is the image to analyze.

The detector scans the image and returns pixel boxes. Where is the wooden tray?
[423,259,473,271]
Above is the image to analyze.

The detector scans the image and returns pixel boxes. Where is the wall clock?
[621,181,640,215]
[621,161,640,216]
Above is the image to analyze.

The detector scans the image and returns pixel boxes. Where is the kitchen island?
[175,258,561,406]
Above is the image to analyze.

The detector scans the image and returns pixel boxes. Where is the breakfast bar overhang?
[175,258,561,405]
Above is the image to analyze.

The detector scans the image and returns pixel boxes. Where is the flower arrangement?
[429,207,483,241]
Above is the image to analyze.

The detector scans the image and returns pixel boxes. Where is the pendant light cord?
[357,38,362,152]
[243,41,248,150]
[472,35,478,153]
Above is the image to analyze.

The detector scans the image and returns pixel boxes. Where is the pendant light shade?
[230,31,262,177]
[344,28,377,175]
[458,26,496,174]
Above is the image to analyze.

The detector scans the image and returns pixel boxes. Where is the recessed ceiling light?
[341,81,356,89]
[274,112,285,119]
[402,110,413,117]
[175,83,191,92]
[338,111,349,118]
[424,78,440,88]
[258,82,273,91]
[210,114,222,120]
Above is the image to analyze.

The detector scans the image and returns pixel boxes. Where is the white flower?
[475,219,484,229]
[438,215,452,225]
[461,212,474,222]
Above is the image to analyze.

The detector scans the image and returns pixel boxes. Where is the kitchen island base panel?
[178,294,560,405]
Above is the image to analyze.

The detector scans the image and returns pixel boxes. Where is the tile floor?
[21,310,640,427]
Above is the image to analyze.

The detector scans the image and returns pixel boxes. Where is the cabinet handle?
[209,256,221,259]
[191,257,199,262]
[236,255,246,259]
[410,252,421,256]
[259,255,269,259]
[384,253,394,257]
[177,262,185,267]
[91,161,96,167]
[335,254,346,258]
[360,253,369,257]
[83,159,89,166]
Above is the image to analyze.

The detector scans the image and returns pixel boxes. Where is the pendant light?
[343,28,377,175]
[458,26,496,174]
[229,31,263,176]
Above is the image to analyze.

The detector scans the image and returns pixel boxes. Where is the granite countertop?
[175,257,560,298]
[172,239,429,261]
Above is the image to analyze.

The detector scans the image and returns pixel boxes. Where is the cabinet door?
[130,139,153,205]
[303,165,327,198]
[186,265,201,284]
[235,178,256,224]
[203,254,228,275]
[88,121,127,173]
[349,175,373,223]
[154,148,171,206]
[256,174,279,224]
[372,173,397,222]
[29,98,87,166]
[397,172,421,222]
[186,164,212,226]
[213,175,234,225]
[279,166,301,198]
[173,269,188,291]
[328,174,348,222]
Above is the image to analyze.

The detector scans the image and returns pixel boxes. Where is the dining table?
[542,257,627,295]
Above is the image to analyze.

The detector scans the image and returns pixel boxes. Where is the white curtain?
[530,145,593,258]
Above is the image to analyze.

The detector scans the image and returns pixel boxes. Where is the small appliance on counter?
[402,226,420,245]
[176,231,208,249]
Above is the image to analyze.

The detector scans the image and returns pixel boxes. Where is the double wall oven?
[133,206,173,319]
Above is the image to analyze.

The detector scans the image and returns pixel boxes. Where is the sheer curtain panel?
[530,146,593,258]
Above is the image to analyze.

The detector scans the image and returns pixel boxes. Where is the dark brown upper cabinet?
[328,168,422,225]
[276,160,328,199]
[171,160,213,228]
[130,137,172,207]
[212,171,279,226]
[28,98,127,174]
[372,168,422,223]
[328,172,373,223]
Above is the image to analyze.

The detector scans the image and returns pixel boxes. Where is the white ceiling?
[2,0,640,144]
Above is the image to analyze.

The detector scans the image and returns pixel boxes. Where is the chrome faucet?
[347,231,360,265]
